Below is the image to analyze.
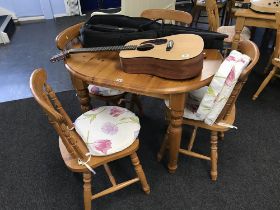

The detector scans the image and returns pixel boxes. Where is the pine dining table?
[56,23,223,173]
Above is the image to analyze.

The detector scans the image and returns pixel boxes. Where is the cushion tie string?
[67,125,75,131]
[216,122,238,129]
[78,153,96,174]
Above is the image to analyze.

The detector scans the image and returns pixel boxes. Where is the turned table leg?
[70,75,92,113]
[231,17,245,50]
[167,93,186,173]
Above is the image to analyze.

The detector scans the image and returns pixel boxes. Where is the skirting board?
[18,13,68,22]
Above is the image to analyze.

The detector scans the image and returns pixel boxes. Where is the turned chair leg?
[83,172,92,210]
[218,131,224,140]
[253,66,278,100]
[188,126,198,151]
[264,53,273,74]
[157,125,170,162]
[210,131,218,181]
[130,152,150,194]
[130,94,143,116]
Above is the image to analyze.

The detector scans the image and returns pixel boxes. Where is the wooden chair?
[191,0,227,27]
[205,0,250,44]
[253,12,280,100]
[158,40,259,181]
[55,22,143,114]
[141,8,193,25]
[30,69,150,210]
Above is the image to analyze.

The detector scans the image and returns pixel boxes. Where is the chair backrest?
[56,22,84,50]
[141,9,193,25]
[205,0,220,31]
[218,40,260,120]
[30,68,89,161]
[121,0,175,17]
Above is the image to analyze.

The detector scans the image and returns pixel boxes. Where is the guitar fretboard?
[69,45,138,54]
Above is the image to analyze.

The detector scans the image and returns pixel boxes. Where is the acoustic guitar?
[119,34,204,79]
[235,0,280,14]
[50,34,204,80]
[250,0,280,13]
[50,38,169,63]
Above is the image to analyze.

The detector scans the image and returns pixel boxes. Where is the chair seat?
[74,106,140,156]
[59,138,139,172]
[88,85,125,96]
[183,105,235,132]
[218,26,251,43]
[165,92,236,132]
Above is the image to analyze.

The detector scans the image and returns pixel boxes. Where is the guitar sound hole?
[136,44,154,51]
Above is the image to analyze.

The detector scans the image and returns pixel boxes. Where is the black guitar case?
[80,15,228,50]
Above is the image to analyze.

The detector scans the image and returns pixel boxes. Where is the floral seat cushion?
[165,50,251,125]
[88,85,125,96]
[217,26,251,43]
[74,106,140,156]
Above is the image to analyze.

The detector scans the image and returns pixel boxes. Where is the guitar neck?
[68,45,138,54]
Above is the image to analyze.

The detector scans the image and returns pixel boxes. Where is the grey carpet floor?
[0,69,280,209]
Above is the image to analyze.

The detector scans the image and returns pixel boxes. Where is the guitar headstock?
[50,51,69,63]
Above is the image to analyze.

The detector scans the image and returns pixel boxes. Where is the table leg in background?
[70,75,92,113]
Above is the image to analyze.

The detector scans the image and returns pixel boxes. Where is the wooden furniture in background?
[253,12,280,100]
[140,8,193,25]
[60,23,223,172]
[205,0,250,44]
[231,8,277,50]
[191,0,227,27]
[224,0,238,25]
[158,40,260,180]
[55,22,143,113]
[30,69,150,210]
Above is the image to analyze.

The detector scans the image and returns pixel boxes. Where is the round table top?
[65,49,223,95]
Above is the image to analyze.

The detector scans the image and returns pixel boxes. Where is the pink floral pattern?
[75,106,140,156]
[90,85,100,94]
[226,55,236,62]
[101,122,118,135]
[225,68,235,86]
[93,140,112,154]
[110,107,125,117]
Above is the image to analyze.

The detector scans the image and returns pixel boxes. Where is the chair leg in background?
[252,66,278,100]
[264,53,273,75]
[187,126,198,150]
[157,125,170,162]
[130,94,143,116]
[83,172,92,210]
[130,152,150,194]
[210,131,218,181]
[103,163,117,186]
[220,6,226,26]
[218,131,224,140]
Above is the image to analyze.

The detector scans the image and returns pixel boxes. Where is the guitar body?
[119,34,204,80]
[250,0,280,14]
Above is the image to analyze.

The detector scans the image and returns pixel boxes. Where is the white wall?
[0,0,66,19]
